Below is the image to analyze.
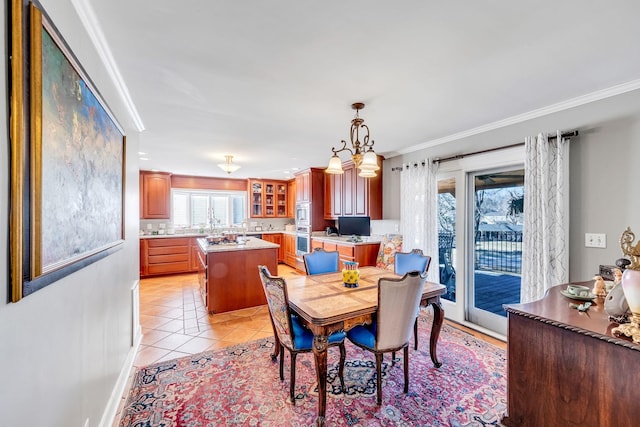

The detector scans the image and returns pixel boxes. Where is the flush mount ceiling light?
[326,102,380,178]
[218,155,241,174]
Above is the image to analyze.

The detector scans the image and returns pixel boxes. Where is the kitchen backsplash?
[140,218,399,235]
[140,217,294,234]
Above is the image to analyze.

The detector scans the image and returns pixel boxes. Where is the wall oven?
[296,225,310,257]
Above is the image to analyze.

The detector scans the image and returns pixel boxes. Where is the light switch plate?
[585,233,606,248]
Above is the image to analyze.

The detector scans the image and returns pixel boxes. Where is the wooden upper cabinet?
[323,157,383,220]
[140,171,171,219]
[276,183,287,217]
[249,180,264,217]
[264,181,276,217]
[287,179,296,217]
[342,164,355,216]
[249,179,290,218]
[295,172,310,203]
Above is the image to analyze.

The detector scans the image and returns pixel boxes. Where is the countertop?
[140,230,295,239]
[310,234,383,246]
[196,236,280,253]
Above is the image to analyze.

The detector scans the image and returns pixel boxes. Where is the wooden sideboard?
[503,282,640,427]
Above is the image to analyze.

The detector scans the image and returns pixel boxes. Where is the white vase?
[621,268,640,315]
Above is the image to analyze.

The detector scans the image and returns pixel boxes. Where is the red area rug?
[119,314,506,426]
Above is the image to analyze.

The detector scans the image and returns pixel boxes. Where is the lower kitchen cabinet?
[261,233,284,262]
[283,233,297,268]
[140,237,202,278]
[310,239,380,270]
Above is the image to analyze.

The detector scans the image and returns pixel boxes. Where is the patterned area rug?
[119,314,506,426]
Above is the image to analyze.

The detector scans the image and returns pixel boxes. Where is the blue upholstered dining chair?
[345,271,426,405]
[303,248,340,275]
[395,249,432,351]
[257,265,346,404]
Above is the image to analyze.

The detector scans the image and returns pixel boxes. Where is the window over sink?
[172,189,247,228]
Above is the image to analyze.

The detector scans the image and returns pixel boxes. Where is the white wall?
[0,2,140,426]
[383,88,640,281]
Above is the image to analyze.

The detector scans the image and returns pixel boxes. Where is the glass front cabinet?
[249,179,290,218]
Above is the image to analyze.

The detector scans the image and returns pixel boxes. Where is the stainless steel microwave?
[295,202,310,226]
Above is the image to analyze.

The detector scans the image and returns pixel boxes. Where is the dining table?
[282,266,446,427]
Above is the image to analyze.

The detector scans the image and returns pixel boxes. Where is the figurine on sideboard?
[592,275,607,297]
[613,267,623,285]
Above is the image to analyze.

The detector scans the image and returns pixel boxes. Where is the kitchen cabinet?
[323,159,382,220]
[197,239,277,313]
[295,172,310,202]
[249,179,289,218]
[262,233,284,262]
[190,238,201,271]
[250,180,264,217]
[140,237,202,277]
[294,168,332,232]
[140,171,171,219]
[287,179,296,217]
[283,233,297,268]
[140,237,191,277]
[324,172,343,219]
[140,238,148,277]
[310,238,380,270]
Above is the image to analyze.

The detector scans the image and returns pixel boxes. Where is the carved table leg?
[429,299,444,368]
[312,333,329,427]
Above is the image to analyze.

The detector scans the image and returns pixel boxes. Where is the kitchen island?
[196,237,278,313]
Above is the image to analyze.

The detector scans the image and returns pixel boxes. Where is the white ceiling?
[81,0,640,180]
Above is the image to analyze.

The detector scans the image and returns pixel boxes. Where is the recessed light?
[138,151,147,155]
[291,167,299,171]
[140,157,148,161]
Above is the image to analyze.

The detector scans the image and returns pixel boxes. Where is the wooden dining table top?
[286,266,446,327]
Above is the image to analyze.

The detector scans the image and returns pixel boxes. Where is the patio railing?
[474,230,522,274]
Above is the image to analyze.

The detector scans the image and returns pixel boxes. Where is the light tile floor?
[133,264,301,367]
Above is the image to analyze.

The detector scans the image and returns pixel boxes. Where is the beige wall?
[383,88,640,281]
[0,2,140,426]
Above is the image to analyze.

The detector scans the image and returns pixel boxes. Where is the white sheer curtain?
[400,159,439,283]
[521,131,570,302]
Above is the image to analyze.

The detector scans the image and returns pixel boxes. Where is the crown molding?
[71,0,145,132]
[391,78,640,157]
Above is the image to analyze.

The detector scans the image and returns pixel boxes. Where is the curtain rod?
[391,130,578,171]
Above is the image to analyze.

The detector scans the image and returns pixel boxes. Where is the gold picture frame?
[10,1,126,301]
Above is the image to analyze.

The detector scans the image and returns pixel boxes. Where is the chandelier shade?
[326,154,344,174]
[358,168,377,178]
[359,149,380,171]
[218,155,241,174]
[326,102,378,178]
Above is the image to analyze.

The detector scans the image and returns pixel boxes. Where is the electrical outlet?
[585,233,606,248]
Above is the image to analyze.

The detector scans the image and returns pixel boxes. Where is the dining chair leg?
[391,351,396,365]
[290,351,298,405]
[403,346,409,393]
[375,353,383,405]
[338,343,346,391]
[414,317,419,350]
[279,346,285,381]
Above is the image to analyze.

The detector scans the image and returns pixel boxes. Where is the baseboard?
[98,331,142,427]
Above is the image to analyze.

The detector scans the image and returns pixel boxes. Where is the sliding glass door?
[466,168,524,334]
[436,147,524,337]
[438,177,457,303]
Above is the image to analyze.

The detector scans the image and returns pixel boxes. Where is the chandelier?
[218,155,241,174]
[325,102,380,177]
